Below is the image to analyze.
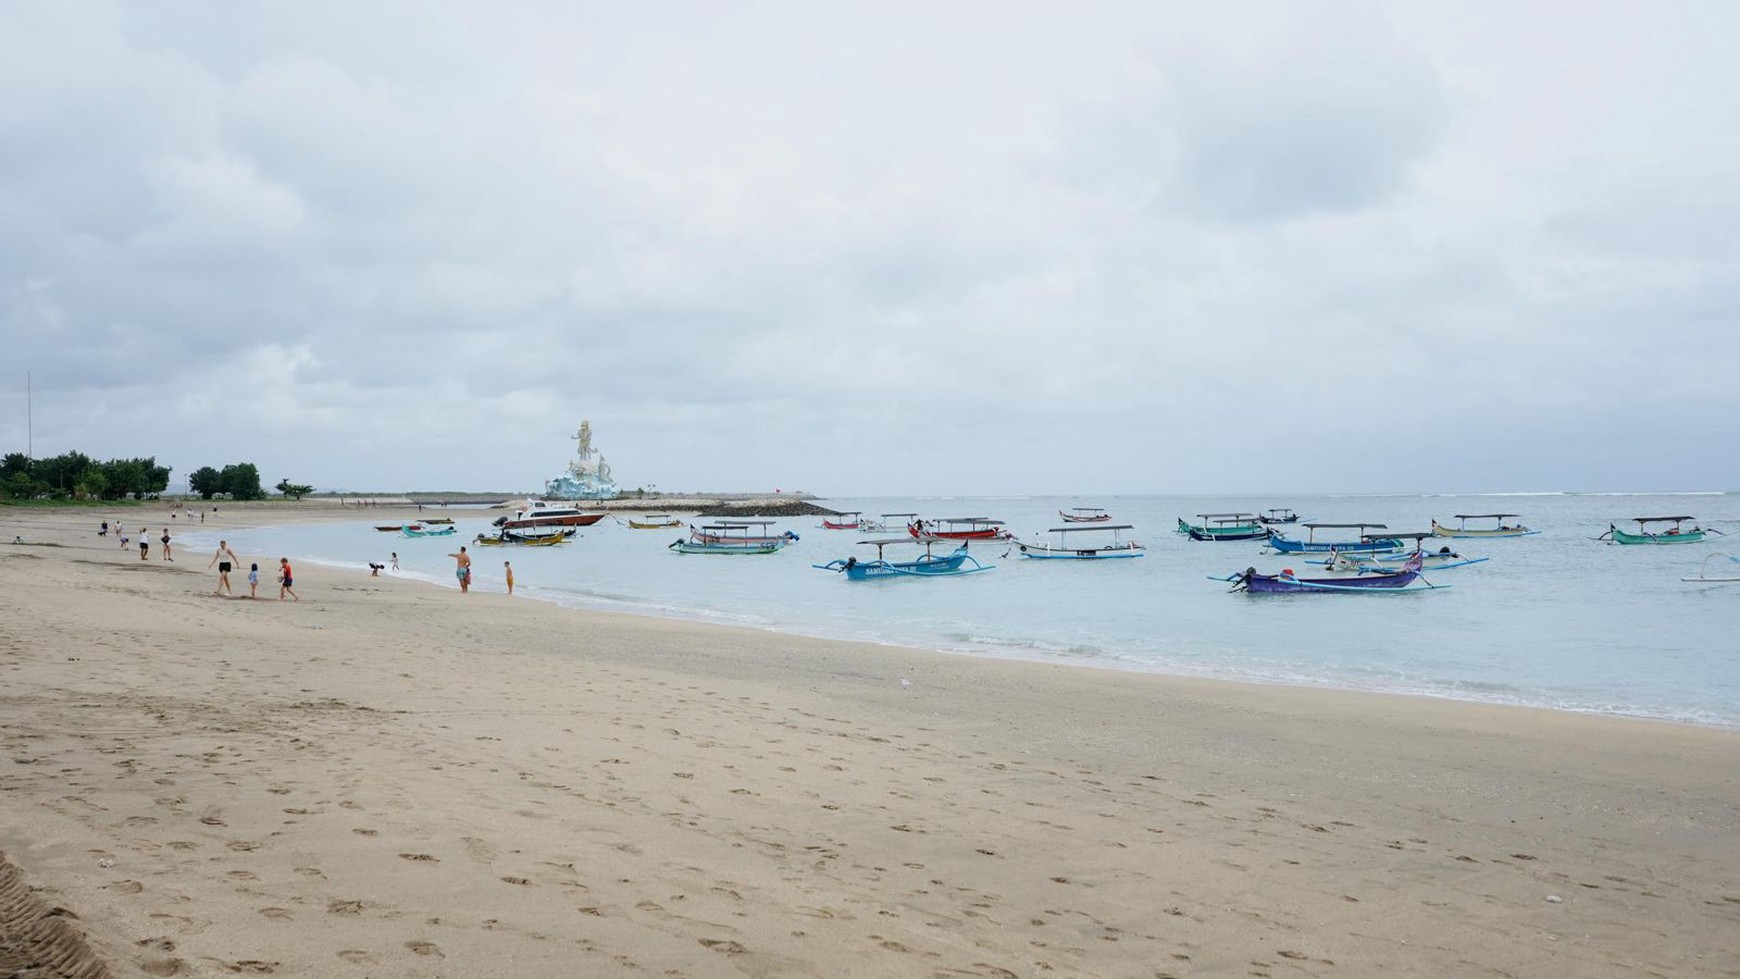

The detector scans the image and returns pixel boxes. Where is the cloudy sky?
[3,1,1735,496]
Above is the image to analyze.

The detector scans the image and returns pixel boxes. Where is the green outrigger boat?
[1177,513,1265,537]
[1599,516,1723,545]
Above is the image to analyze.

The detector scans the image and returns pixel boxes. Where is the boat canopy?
[700,521,778,531]
[1263,508,1296,516]
[830,511,863,517]
[1302,523,1388,529]
[936,517,1005,525]
[1197,512,1257,519]
[1634,515,1694,523]
[881,512,918,518]
[1044,524,1135,534]
[1067,507,1107,514]
[1453,513,1518,520]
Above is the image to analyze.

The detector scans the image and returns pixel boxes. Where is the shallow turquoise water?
[185,492,1740,727]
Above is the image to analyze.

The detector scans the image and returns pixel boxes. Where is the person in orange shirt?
[504,560,514,596]
[278,557,299,601]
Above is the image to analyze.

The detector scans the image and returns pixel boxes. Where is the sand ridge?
[1,506,1738,977]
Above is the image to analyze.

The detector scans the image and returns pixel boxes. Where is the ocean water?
[183,493,1740,727]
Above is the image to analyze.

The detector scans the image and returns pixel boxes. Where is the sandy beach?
[2,504,1737,978]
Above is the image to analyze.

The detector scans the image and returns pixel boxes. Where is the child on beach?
[247,563,260,599]
[277,558,298,601]
[139,534,149,560]
[504,560,514,595]
[160,529,172,561]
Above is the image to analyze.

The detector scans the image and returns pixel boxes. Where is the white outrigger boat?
[1682,553,1740,583]
[1015,524,1145,560]
[1430,514,1538,538]
[1308,535,1489,572]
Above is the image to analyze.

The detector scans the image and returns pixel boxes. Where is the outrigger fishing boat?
[626,513,683,529]
[1596,516,1723,545]
[1177,513,1267,540]
[908,517,1012,541]
[855,513,911,534]
[1266,523,1402,555]
[1059,507,1113,523]
[820,511,864,530]
[812,537,993,580]
[473,530,569,547]
[377,523,419,532]
[1257,508,1303,525]
[1430,514,1538,538]
[1309,536,1488,572]
[671,523,797,554]
[687,521,797,545]
[1682,553,1740,583]
[1217,553,1445,594]
[401,524,458,538]
[1178,514,1271,543]
[1016,525,1146,560]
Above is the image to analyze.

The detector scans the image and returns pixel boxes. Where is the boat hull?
[1059,511,1112,523]
[500,512,605,530]
[670,539,786,554]
[401,525,457,538]
[1017,543,1146,559]
[1233,570,1438,593]
[1431,519,1537,538]
[1267,534,1400,554]
[1186,527,1270,542]
[1610,526,1707,545]
[627,518,682,529]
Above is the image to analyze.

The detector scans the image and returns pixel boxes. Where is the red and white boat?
[493,500,607,532]
[820,511,863,530]
[908,517,1012,541]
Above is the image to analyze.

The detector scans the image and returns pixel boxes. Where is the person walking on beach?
[160,528,172,561]
[139,532,150,560]
[247,562,260,598]
[100,520,108,537]
[504,560,514,596]
[208,540,240,595]
[277,557,298,601]
[390,551,398,571]
[449,546,472,593]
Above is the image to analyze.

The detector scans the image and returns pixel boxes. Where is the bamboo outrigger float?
[1597,516,1722,545]
[1430,514,1538,538]
[1682,553,1740,583]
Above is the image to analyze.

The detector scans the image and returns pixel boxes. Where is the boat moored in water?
[1218,553,1445,594]
[494,500,606,532]
[813,537,994,580]
[672,523,797,554]
[1059,507,1113,523]
[1431,514,1538,538]
[820,511,864,530]
[626,513,683,529]
[1266,523,1403,554]
[908,517,1012,541]
[1257,508,1303,525]
[401,524,457,538]
[1598,516,1722,545]
[1016,524,1146,560]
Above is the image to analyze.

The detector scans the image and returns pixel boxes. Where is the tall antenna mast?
[26,371,31,462]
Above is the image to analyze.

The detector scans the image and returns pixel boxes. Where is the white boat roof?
[1453,513,1519,520]
[1046,524,1135,533]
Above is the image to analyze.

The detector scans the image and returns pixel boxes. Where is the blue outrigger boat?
[1266,523,1402,555]
[813,537,993,580]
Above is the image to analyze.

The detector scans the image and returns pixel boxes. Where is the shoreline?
[142,502,1740,732]
[3,505,1737,977]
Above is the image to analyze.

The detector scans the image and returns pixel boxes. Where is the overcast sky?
[3,1,1736,496]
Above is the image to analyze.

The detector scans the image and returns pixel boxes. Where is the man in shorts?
[449,546,472,594]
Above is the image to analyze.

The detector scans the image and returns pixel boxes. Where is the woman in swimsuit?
[160,529,172,561]
[209,541,240,595]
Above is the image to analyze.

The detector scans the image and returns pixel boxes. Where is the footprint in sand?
[106,879,145,894]
[258,908,292,920]
[399,853,438,863]
[336,950,374,963]
[405,941,444,958]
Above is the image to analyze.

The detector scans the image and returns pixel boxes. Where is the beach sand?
[2,505,1737,978]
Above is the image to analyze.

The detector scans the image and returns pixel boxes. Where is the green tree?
[275,478,314,500]
[189,466,222,499]
[220,463,265,501]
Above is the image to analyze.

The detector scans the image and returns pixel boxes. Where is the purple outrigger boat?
[1222,553,1446,594]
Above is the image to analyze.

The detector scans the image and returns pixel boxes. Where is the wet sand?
[2,504,1737,977]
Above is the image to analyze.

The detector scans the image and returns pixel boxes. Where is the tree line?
[2,451,172,501]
